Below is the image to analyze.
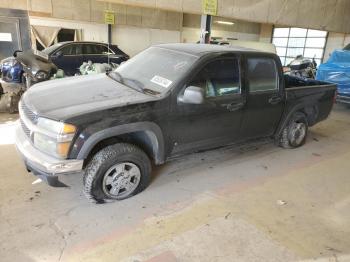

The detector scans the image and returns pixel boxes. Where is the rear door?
[240,55,284,138]
[83,44,110,64]
[51,43,83,75]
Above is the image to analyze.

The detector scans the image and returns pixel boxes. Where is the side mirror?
[13,50,22,57]
[181,86,205,104]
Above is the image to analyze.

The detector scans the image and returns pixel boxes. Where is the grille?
[20,119,31,138]
[20,102,37,123]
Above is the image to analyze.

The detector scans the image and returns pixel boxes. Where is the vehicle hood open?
[15,50,57,75]
[22,73,157,120]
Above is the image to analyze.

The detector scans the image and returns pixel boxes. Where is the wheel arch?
[275,103,318,138]
[77,122,165,166]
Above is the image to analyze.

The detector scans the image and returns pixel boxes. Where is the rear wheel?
[279,112,308,149]
[83,143,152,203]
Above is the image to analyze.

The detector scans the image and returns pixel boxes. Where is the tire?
[83,143,152,203]
[279,112,308,149]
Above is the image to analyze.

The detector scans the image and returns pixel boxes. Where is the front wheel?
[279,112,308,149]
[83,143,152,203]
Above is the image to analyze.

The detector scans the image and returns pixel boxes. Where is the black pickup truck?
[15,44,336,203]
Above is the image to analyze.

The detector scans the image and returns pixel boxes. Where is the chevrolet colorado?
[15,44,337,203]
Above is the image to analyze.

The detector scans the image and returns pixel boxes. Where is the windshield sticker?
[151,75,173,88]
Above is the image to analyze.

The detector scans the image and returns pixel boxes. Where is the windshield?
[113,47,198,94]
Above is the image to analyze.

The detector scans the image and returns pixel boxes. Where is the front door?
[240,56,284,139]
[170,57,245,155]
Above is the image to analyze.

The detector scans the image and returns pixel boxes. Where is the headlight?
[35,71,48,80]
[33,117,77,158]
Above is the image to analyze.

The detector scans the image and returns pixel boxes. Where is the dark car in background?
[2,41,129,87]
[0,56,24,83]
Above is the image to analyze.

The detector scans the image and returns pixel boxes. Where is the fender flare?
[77,122,165,165]
[275,102,317,138]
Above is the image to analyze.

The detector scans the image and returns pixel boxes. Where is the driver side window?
[189,58,241,98]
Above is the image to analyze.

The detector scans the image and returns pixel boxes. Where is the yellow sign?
[202,0,217,15]
[104,10,115,25]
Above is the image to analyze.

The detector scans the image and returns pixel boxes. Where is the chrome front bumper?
[15,123,84,176]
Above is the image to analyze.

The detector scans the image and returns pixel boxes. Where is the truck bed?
[283,75,337,126]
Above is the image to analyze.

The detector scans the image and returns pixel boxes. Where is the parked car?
[15,44,336,203]
[316,49,350,104]
[14,41,129,88]
[0,55,24,83]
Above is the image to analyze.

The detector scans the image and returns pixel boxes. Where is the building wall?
[29,17,181,56]
[182,14,261,43]
[28,1,183,56]
[2,0,349,34]
[323,32,350,61]
[95,0,350,34]
[259,24,273,43]
[112,26,180,56]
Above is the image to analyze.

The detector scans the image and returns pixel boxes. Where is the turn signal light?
[62,123,76,134]
[57,142,72,158]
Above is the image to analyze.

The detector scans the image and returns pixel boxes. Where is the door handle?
[268,96,282,105]
[222,102,244,111]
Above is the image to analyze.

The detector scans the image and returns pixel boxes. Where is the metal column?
[108,24,112,45]
[199,14,212,44]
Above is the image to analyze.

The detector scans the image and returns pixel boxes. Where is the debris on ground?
[276,200,287,206]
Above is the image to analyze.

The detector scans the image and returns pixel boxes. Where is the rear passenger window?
[247,58,278,92]
[189,59,241,98]
[84,44,100,55]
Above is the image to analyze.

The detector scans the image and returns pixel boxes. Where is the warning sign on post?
[104,10,115,25]
[202,0,218,15]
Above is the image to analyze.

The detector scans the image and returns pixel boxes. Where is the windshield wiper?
[143,88,160,96]
[108,71,124,83]
[108,72,158,96]
[123,78,145,93]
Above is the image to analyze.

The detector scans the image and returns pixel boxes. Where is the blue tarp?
[316,50,350,96]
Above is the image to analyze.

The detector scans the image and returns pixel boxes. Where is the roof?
[155,43,265,57]
[59,41,116,45]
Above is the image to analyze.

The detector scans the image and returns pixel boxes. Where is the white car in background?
[208,38,277,54]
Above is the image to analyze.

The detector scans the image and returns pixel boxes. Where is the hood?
[22,73,157,120]
[16,50,56,74]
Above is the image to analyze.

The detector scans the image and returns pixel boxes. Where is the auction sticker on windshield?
[151,75,173,88]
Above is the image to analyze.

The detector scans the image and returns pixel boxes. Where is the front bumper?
[15,124,84,186]
[337,95,350,104]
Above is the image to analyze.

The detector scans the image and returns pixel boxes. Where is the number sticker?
[150,75,173,88]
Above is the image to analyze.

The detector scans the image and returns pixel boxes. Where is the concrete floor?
[1,105,350,262]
